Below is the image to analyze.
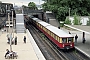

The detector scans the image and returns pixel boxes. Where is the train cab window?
[68,38,73,43]
[62,38,67,43]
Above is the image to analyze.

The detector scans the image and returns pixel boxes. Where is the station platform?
[0,29,45,60]
[61,28,90,58]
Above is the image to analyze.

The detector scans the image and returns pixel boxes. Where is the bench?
[6,52,18,59]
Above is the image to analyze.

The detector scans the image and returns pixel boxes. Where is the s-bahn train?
[30,17,74,49]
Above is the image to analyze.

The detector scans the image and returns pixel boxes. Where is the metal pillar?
[8,13,12,51]
[69,8,70,19]
[12,10,14,38]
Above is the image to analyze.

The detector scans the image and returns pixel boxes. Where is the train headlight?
[63,44,64,47]
[70,44,72,46]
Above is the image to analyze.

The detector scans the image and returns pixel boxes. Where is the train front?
[60,37,74,50]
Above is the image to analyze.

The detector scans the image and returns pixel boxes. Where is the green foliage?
[64,17,71,25]
[22,5,27,8]
[42,0,90,21]
[73,13,81,25]
[87,17,90,26]
[28,2,37,10]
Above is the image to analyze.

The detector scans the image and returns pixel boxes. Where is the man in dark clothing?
[15,36,17,45]
[5,49,10,58]
[82,37,86,44]
[23,36,26,43]
[75,34,78,43]
[69,32,71,34]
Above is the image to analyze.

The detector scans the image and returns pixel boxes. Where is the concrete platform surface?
[0,33,38,60]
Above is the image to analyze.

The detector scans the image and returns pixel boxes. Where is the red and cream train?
[30,17,74,49]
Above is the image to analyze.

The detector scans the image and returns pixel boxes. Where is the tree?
[28,2,37,10]
[42,0,90,21]
[22,5,27,8]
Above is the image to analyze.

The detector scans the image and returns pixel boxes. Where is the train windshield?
[68,38,73,43]
[62,38,67,43]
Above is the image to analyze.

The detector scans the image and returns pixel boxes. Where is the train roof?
[39,21,51,27]
[33,17,51,27]
[32,17,73,37]
[32,18,43,22]
[46,25,73,37]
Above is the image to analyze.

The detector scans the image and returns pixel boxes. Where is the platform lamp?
[6,10,12,51]
[69,8,70,20]
[11,9,14,38]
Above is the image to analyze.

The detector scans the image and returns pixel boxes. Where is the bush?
[64,17,71,25]
[87,18,90,26]
[73,13,81,25]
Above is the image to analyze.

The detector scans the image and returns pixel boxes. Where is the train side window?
[44,27,45,31]
[68,38,73,43]
[38,24,40,27]
[40,24,41,28]
[47,29,48,33]
[54,34,56,39]
[37,23,39,26]
[59,38,61,43]
[36,23,38,25]
[42,26,43,28]
[44,28,46,32]
[57,37,59,42]
[48,30,50,35]
[46,28,47,32]
[49,31,50,35]
[62,38,67,43]
[49,31,51,36]
[51,32,52,36]
[39,24,41,27]
[52,33,54,38]
[41,25,42,28]
[56,36,58,41]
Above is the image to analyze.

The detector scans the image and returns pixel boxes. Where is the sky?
[0,0,44,6]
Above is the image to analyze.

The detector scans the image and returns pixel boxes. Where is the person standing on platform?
[75,34,78,43]
[15,36,17,45]
[69,31,71,34]
[23,36,26,43]
[82,37,86,44]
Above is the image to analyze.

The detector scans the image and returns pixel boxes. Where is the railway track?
[27,24,67,60]
[26,22,90,60]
